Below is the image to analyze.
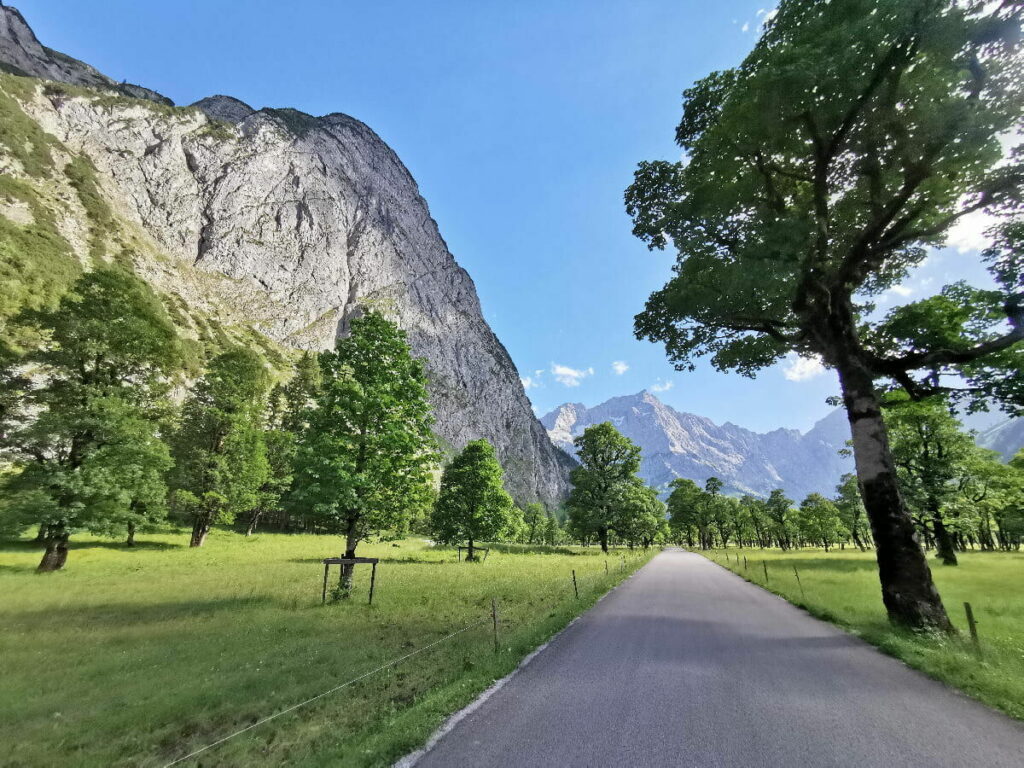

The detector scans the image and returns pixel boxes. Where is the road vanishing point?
[409,548,1023,767]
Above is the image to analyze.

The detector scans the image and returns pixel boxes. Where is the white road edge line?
[392,558,655,767]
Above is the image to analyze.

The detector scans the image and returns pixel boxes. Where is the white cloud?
[943,130,1020,254]
[756,7,778,27]
[879,282,915,305]
[650,379,674,393]
[741,21,750,32]
[551,363,593,388]
[520,370,546,390]
[946,209,993,254]
[611,360,629,375]
[782,353,826,382]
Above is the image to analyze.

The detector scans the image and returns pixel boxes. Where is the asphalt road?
[410,548,1023,767]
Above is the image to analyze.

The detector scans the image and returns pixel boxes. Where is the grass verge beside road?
[0,531,652,767]
[703,547,1024,720]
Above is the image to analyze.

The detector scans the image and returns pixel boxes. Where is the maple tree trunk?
[929,500,958,566]
[189,520,210,548]
[837,359,952,631]
[37,527,69,572]
[340,518,359,594]
[126,522,136,547]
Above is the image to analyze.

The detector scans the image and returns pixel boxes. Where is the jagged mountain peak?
[191,95,254,123]
[541,393,852,499]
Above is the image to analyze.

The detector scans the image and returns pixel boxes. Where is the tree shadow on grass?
[0,537,184,554]
[4,595,276,631]
[780,557,878,574]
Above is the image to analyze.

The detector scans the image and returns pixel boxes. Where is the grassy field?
[0,530,653,767]
[703,547,1024,720]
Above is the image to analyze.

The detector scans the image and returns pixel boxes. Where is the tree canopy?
[0,268,183,570]
[169,346,271,547]
[626,0,1023,630]
[430,439,517,560]
[566,422,652,552]
[289,311,437,588]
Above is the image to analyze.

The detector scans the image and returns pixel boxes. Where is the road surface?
[410,548,1023,767]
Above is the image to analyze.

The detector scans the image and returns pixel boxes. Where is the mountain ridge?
[542,390,853,499]
[542,391,1024,501]
[0,4,574,507]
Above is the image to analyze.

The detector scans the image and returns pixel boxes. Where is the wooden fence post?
[572,570,579,599]
[322,562,329,604]
[964,602,981,656]
[605,560,609,575]
[762,560,769,584]
[792,564,804,599]
[743,556,748,572]
[369,561,377,605]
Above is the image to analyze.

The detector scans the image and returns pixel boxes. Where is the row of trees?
[0,267,575,577]
[667,476,870,553]
[668,401,1024,557]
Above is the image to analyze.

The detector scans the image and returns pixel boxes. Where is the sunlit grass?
[703,547,1024,720]
[0,529,652,767]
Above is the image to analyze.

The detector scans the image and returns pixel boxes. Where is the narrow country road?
[410,548,1023,767]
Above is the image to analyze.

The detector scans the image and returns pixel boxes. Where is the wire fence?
[158,549,653,766]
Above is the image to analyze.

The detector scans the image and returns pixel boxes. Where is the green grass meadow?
[703,547,1024,720]
[0,531,653,767]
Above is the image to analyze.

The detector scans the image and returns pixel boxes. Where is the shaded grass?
[0,530,652,767]
[703,547,1024,720]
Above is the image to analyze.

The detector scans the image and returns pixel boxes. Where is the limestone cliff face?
[0,5,573,507]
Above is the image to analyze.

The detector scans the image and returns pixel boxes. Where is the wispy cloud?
[782,353,826,382]
[551,363,593,388]
[519,369,547,391]
[946,209,993,253]
[756,7,778,27]
[650,379,674,393]
[611,360,629,375]
[944,130,1020,253]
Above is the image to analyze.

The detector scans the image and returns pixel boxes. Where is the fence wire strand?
[161,550,650,767]
[160,615,492,767]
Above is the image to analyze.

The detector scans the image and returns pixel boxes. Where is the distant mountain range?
[541,391,1023,501]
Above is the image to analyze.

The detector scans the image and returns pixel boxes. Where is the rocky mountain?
[0,5,573,507]
[974,417,1024,461]
[543,392,855,500]
[543,392,1024,500]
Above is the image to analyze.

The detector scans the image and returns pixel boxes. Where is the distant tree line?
[666,399,1024,557]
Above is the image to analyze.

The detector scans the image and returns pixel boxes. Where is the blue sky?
[17,0,996,433]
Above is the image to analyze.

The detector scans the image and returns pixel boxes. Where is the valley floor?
[704,546,1024,720]
[0,531,650,767]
